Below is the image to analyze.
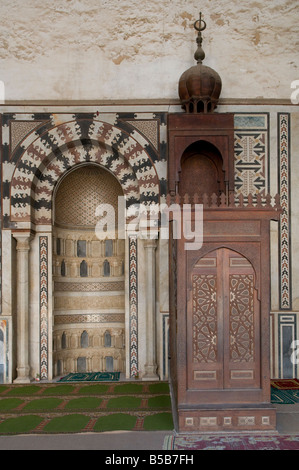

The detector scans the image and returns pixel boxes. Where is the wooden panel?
[225,250,260,389]
[167,113,235,195]
[229,274,255,363]
[188,248,260,391]
[192,274,218,364]
[179,407,276,432]
[204,220,261,237]
[188,250,223,389]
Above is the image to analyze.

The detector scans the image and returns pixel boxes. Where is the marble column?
[13,232,32,383]
[143,239,159,380]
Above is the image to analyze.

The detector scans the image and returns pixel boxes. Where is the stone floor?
[276,402,299,434]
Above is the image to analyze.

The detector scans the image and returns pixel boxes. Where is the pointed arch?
[9,119,160,226]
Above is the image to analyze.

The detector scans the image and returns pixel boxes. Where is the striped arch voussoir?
[10,119,160,224]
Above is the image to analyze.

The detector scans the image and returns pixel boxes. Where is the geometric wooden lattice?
[229,274,254,363]
[192,274,217,363]
[191,249,257,382]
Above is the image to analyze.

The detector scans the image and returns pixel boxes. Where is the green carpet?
[5,385,42,396]
[93,413,137,432]
[64,397,103,410]
[23,398,63,411]
[143,413,174,431]
[0,381,174,434]
[76,384,109,394]
[43,414,90,433]
[0,398,24,411]
[106,396,142,409]
[0,415,43,434]
[59,372,120,382]
[40,385,77,395]
[271,387,299,404]
[113,383,143,394]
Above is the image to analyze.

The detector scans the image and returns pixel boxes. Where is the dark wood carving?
[179,141,226,197]
[168,113,235,197]
[168,112,280,432]
[189,248,259,391]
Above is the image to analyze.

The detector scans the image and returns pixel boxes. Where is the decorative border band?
[278,113,291,310]
[40,236,48,379]
[129,235,138,377]
[54,313,125,324]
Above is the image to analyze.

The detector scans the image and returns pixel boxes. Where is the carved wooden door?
[188,248,260,391]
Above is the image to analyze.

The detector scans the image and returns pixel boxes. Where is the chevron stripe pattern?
[40,236,48,379]
[129,235,138,377]
[278,113,291,310]
[2,112,166,228]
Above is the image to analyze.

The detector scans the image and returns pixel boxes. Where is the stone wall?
[0,0,297,101]
[0,0,298,383]
[0,104,298,381]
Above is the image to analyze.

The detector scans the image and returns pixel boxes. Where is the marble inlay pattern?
[129,235,138,377]
[278,113,291,310]
[234,113,269,197]
[40,236,48,379]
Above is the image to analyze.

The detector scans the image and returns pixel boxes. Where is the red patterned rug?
[271,379,299,390]
[164,434,299,450]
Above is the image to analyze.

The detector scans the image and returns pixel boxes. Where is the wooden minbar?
[168,14,280,432]
[168,113,280,432]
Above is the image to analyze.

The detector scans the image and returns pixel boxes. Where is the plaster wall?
[0,0,298,101]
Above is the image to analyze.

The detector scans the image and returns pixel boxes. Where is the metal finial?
[194,12,206,64]
[194,12,206,32]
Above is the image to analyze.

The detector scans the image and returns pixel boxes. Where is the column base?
[13,376,32,384]
[13,366,32,384]
[142,374,160,381]
[142,364,159,381]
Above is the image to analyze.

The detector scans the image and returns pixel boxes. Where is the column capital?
[13,231,33,250]
[143,238,157,250]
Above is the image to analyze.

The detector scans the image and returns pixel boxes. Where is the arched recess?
[188,247,260,391]
[178,140,226,197]
[9,119,160,225]
[35,148,140,225]
[52,164,126,377]
[9,119,161,381]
